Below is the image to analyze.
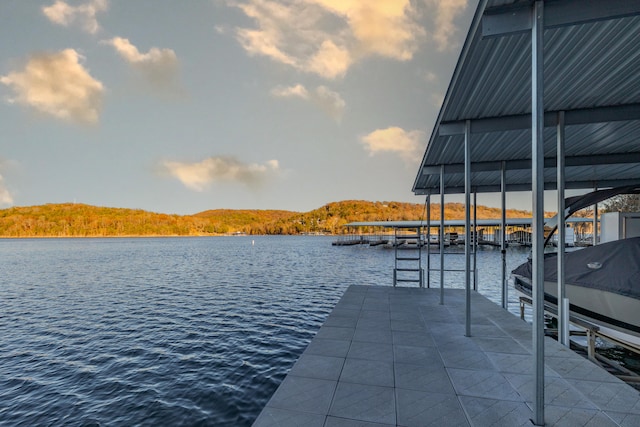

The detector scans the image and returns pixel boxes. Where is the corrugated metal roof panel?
[414,0,640,195]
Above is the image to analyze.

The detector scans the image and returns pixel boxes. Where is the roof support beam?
[438,104,640,136]
[482,0,640,38]
[420,152,640,176]
[416,178,640,195]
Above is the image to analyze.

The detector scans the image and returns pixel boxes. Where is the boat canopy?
[543,185,640,245]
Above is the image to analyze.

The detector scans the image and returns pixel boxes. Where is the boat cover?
[512,237,640,301]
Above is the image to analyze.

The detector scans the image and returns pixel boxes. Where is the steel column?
[427,194,431,288]
[473,191,478,291]
[440,165,445,305]
[465,120,472,337]
[501,161,508,309]
[531,1,546,425]
[593,191,598,245]
[557,111,568,346]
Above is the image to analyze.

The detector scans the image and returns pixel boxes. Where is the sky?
[0,0,477,215]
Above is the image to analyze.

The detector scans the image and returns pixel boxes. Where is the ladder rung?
[397,257,420,261]
[396,268,421,272]
[396,279,422,283]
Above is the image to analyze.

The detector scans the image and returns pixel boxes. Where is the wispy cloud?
[0,49,104,124]
[230,0,424,79]
[162,157,280,191]
[271,84,345,121]
[361,127,425,165]
[425,0,468,51]
[311,0,424,60]
[104,37,180,92]
[431,92,444,108]
[229,0,468,78]
[42,0,108,34]
[271,84,308,98]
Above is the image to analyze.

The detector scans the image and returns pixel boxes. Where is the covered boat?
[512,236,640,347]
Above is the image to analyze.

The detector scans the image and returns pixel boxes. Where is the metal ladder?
[393,226,424,287]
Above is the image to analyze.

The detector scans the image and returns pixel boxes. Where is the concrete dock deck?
[253,285,640,426]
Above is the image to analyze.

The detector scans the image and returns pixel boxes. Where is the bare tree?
[603,194,640,213]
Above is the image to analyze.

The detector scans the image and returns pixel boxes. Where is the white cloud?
[271,84,308,98]
[104,37,180,91]
[230,0,424,79]
[425,71,437,83]
[306,40,352,79]
[361,127,425,165]
[313,85,346,122]
[425,0,468,51]
[42,0,108,34]
[163,157,280,191]
[0,49,104,124]
[311,0,424,60]
[229,0,469,78]
[271,84,345,121]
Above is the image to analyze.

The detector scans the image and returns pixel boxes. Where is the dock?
[253,286,640,426]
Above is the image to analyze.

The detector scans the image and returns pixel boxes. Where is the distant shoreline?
[0,200,537,238]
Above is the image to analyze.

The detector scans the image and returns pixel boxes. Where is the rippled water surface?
[1,237,528,426]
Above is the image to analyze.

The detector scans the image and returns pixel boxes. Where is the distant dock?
[332,217,596,248]
[254,286,640,426]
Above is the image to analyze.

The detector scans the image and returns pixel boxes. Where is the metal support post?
[464,119,472,337]
[501,161,508,309]
[593,189,598,245]
[473,191,478,291]
[440,165,445,305]
[427,193,431,288]
[531,1,546,425]
[557,111,568,346]
[427,194,431,289]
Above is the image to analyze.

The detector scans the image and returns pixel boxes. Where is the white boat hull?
[514,276,640,348]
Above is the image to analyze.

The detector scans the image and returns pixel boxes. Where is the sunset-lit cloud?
[0,49,104,124]
[361,127,425,165]
[162,157,280,191]
[230,0,425,79]
[104,37,180,91]
[271,84,308,98]
[271,84,345,121]
[426,0,468,51]
[42,0,108,34]
[310,0,424,60]
[306,40,352,79]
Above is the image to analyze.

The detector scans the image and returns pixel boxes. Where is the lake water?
[1,236,530,426]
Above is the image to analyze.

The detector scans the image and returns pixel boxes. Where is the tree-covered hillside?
[0,200,534,237]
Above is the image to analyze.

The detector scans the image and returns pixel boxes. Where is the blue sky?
[0,0,474,215]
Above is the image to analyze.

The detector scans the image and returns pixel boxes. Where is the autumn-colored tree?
[0,201,536,237]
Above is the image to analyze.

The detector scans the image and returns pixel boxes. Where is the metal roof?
[345,217,591,229]
[413,0,640,195]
